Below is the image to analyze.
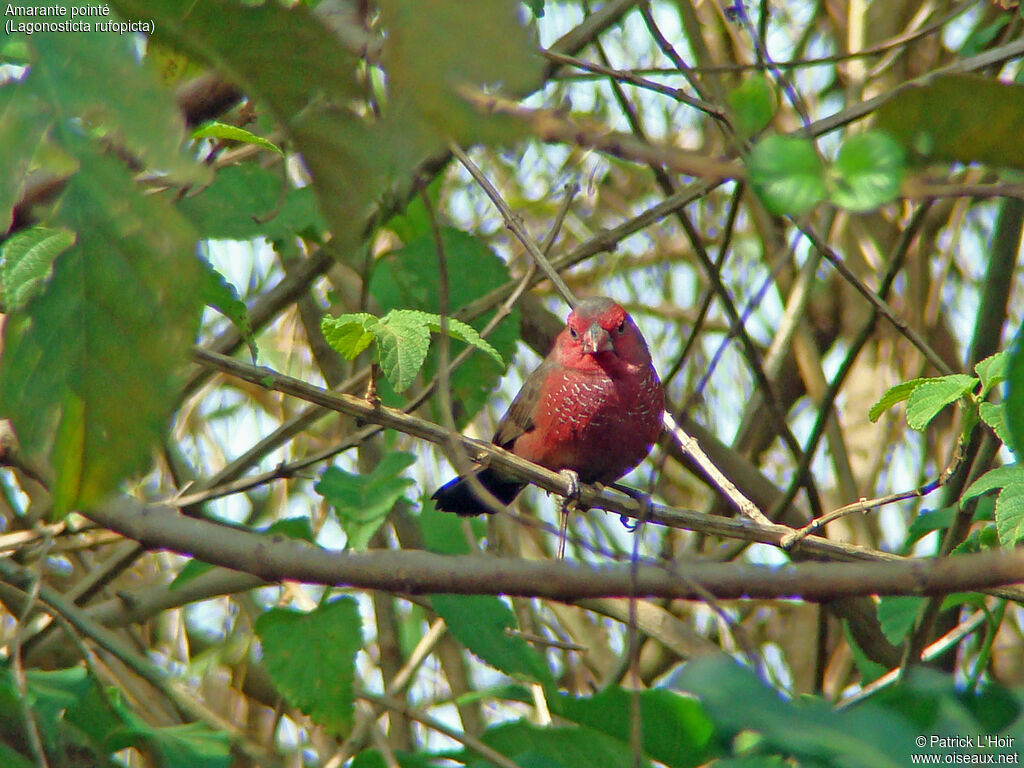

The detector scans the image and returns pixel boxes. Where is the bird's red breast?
[432,297,664,516]
[493,297,664,484]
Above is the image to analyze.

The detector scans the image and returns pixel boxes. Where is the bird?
[431,296,664,518]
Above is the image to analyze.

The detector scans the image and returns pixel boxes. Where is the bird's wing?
[491,360,553,449]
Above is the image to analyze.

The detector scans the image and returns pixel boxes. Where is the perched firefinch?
[432,297,664,516]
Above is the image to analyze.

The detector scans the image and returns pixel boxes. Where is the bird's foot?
[556,470,581,560]
[558,469,582,509]
[611,483,652,531]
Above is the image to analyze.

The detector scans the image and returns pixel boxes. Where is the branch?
[79,496,1024,601]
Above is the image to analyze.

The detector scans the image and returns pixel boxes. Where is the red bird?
[432,297,664,516]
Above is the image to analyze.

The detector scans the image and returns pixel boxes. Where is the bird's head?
[556,297,653,369]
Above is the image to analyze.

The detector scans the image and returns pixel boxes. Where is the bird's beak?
[581,323,613,355]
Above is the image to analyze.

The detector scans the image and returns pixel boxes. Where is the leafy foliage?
[4,2,1024,766]
[316,452,416,550]
[322,309,502,392]
[255,597,363,735]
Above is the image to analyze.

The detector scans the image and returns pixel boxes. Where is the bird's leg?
[610,483,651,532]
[556,469,581,559]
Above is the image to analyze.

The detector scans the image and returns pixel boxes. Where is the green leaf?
[877,595,923,645]
[952,523,1000,554]
[963,464,1024,502]
[0,742,34,768]
[875,75,1024,171]
[192,121,283,155]
[976,351,1010,396]
[905,374,977,431]
[178,165,326,242]
[65,683,231,768]
[905,506,956,547]
[26,27,208,185]
[727,75,776,140]
[472,721,640,768]
[170,517,315,589]
[109,0,375,249]
[200,259,256,360]
[321,313,377,360]
[379,0,540,149]
[0,83,52,229]
[828,131,905,212]
[1005,326,1024,455]
[256,597,363,734]
[415,310,503,366]
[842,620,888,684]
[0,226,74,311]
[674,656,917,768]
[980,402,1011,448]
[370,228,518,426]
[869,378,931,422]
[551,687,714,768]
[430,594,552,684]
[0,143,203,516]
[374,310,433,392]
[747,135,826,215]
[130,722,232,768]
[995,483,1024,546]
[419,495,477,555]
[316,452,416,550]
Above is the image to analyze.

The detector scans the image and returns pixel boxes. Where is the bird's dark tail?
[430,468,524,516]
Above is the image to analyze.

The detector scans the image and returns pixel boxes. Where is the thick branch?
[80,497,1024,602]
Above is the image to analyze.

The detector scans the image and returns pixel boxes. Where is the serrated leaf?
[321,313,377,360]
[963,465,1024,502]
[0,226,73,311]
[256,597,362,734]
[976,351,1010,396]
[828,131,905,212]
[979,402,1011,448]
[877,595,923,645]
[727,75,776,140]
[375,310,432,392]
[869,378,931,422]
[431,594,551,684]
[995,483,1024,546]
[0,143,203,516]
[905,374,977,431]
[747,135,826,215]
[192,121,283,155]
[200,259,256,360]
[316,452,416,550]
[370,228,518,426]
[416,311,503,366]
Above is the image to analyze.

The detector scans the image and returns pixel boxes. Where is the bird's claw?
[558,469,581,510]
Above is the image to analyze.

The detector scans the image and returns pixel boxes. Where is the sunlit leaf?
[747,135,826,215]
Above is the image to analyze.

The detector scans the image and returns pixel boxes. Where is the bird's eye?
[569,327,579,339]
[616,320,626,335]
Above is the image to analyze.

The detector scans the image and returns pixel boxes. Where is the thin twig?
[450,141,579,307]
